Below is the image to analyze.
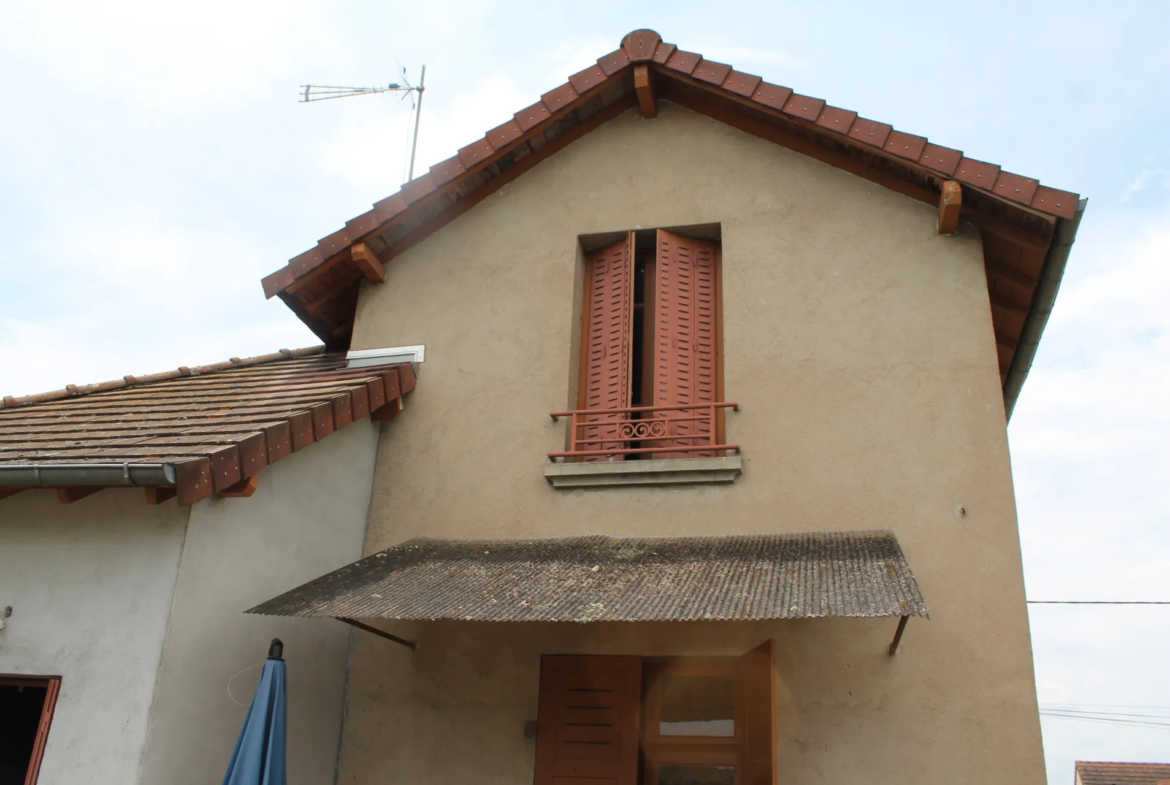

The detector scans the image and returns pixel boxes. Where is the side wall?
[138,419,380,785]
[343,102,1045,784]
[0,490,188,784]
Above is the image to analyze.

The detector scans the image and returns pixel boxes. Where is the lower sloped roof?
[248,530,928,623]
[1077,762,1170,785]
[0,347,416,504]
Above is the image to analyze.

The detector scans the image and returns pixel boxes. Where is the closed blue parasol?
[222,639,287,785]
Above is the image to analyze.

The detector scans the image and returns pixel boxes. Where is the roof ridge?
[1,345,328,411]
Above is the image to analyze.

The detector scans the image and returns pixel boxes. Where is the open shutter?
[533,655,642,785]
[653,230,720,458]
[738,641,776,785]
[24,678,61,785]
[579,234,635,461]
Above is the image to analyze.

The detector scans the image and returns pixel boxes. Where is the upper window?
[570,227,727,462]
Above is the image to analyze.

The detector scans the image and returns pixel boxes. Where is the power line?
[1040,712,1170,729]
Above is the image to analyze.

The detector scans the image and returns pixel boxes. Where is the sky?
[1,1,1168,780]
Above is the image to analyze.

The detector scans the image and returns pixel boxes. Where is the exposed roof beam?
[57,487,101,505]
[218,475,259,498]
[634,65,657,118]
[351,243,386,284]
[938,180,961,234]
[145,487,177,505]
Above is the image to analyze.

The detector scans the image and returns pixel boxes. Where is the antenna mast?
[299,65,427,184]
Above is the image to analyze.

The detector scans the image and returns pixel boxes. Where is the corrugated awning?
[248,530,927,624]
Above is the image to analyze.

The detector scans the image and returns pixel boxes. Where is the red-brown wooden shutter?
[24,678,61,785]
[579,234,635,461]
[739,641,777,785]
[533,655,642,785]
[652,230,720,458]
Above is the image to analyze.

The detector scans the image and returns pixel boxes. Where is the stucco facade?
[341,102,1045,783]
[0,418,379,784]
[0,491,187,784]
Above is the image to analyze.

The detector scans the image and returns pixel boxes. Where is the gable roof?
[1077,762,1170,785]
[261,28,1085,418]
[0,347,415,505]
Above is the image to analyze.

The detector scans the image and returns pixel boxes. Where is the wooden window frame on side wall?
[0,674,62,785]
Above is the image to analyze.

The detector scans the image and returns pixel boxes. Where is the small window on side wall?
[574,226,725,462]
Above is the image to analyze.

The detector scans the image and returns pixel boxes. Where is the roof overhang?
[260,30,1084,419]
[249,530,928,652]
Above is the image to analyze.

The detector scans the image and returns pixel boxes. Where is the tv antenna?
[300,65,427,182]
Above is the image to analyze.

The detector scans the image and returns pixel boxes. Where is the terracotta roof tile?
[816,105,857,135]
[400,173,437,204]
[956,156,1001,188]
[486,118,523,149]
[751,81,794,112]
[721,70,762,98]
[568,64,607,94]
[0,348,417,506]
[992,170,1039,205]
[540,82,579,114]
[782,93,826,120]
[621,29,662,62]
[918,142,964,176]
[344,210,380,238]
[651,42,676,64]
[372,192,408,223]
[457,137,495,168]
[596,48,631,76]
[316,227,351,257]
[884,130,928,161]
[663,49,701,75]
[1076,762,1170,785]
[514,100,552,132]
[1031,185,1079,219]
[429,156,466,186]
[691,59,732,86]
[848,117,892,148]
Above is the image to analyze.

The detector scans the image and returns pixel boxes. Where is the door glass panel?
[659,675,735,736]
[659,764,736,785]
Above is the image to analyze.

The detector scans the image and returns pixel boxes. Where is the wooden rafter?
[351,243,386,284]
[938,180,961,234]
[145,487,177,505]
[634,65,657,118]
[57,487,100,505]
[218,475,259,498]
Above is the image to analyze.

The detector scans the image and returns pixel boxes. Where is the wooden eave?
[261,29,1083,411]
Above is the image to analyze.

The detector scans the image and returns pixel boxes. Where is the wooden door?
[533,655,642,785]
[738,641,776,785]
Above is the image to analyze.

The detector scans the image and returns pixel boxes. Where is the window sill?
[544,456,742,489]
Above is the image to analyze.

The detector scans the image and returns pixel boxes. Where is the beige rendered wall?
[343,102,1044,784]
[0,490,188,785]
[138,419,379,785]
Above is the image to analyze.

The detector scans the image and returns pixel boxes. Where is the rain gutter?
[1002,198,1088,421]
[0,463,177,487]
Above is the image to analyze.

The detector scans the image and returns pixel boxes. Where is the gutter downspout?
[1002,198,1088,421]
[0,463,177,487]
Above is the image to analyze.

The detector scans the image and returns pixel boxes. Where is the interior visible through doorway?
[0,679,52,785]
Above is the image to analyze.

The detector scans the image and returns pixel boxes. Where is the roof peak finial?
[621,29,663,62]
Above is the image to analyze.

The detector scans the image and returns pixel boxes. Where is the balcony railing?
[548,402,740,462]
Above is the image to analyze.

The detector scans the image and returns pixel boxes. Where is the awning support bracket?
[338,617,417,651]
[888,615,909,656]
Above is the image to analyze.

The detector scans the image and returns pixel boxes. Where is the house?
[0,350,417,783]
[0,28,1084,785]
[1076,761,1170,785]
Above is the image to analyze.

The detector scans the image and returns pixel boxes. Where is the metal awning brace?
[248,530,928,655]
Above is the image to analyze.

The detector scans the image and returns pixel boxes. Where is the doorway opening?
[0,677,60,785]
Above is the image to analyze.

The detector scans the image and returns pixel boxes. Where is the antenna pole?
[407,65,426,182]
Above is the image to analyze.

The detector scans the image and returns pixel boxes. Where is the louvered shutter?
[652,230,720,458]
[533,655,642,785]
[579,234,635,461]
[739,641,777,785]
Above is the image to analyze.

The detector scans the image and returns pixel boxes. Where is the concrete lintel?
[544,456,742,489]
